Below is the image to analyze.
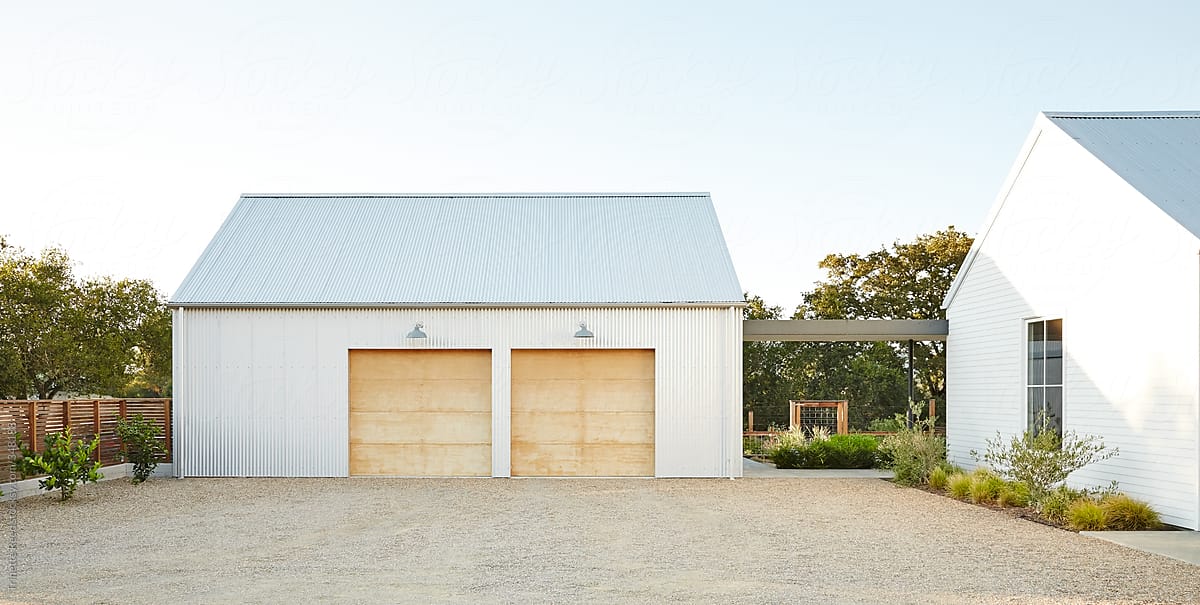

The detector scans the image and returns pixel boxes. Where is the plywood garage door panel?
[349,349,491,476]
[511,349,654,477]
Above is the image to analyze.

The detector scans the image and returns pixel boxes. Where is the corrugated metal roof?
[171,193,743,306]
[1045,111,1200,239]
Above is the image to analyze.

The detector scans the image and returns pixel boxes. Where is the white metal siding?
[174,306,743,479]
[948,120,1200,529]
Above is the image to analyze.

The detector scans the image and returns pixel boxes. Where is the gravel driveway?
[3,476,1198,604]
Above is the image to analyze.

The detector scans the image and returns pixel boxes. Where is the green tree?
[742,294,794,429]
[797,227,973,418]
[788,341,908,429]
[0,240,171,399]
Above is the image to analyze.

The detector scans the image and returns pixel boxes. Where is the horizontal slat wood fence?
[0,399,171,472]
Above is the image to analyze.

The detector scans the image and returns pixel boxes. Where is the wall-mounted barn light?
[574,321,594,338]
[406,322,427,339]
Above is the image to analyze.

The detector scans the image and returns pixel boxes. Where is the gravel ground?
[2,477,1198,604]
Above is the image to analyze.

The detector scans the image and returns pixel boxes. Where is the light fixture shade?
[406,322,427,339]
[574,321,594,338]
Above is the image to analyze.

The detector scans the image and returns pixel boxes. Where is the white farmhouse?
[944,112,1200,529]
[171,193,744,479]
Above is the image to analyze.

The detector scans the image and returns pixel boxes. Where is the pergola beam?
[742,319,948,342]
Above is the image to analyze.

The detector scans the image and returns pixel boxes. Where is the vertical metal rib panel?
[175,306,741,478]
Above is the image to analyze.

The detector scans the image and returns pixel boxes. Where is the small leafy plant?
[973,423,1117,500]
[13,427,103,501]
[1037,486,1084,522]
[116,413,166,483]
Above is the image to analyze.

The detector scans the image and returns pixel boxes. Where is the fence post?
[929,399,936,422]
[747,410,754,432]
[94,400,102,462]
[63,400,71,432]
[837,400,849,435]
[27,401,37,452]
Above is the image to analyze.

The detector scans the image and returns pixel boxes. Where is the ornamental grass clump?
[947,472,972,500]
[927,466,949,491]
[996,481,1031,508]
[1037,486,1083,523]
[969,472,1006,505]
[1101,494,1161,530]
[1066,498,1107,531]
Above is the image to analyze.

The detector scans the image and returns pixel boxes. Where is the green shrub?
[821,434,878,468]
[876,401,945,486]
[116,413,166,484]
[879,430,946,486]
[768,425,809,468]
[969,473,1006,505]
[1066,498,1107,531]
[947,472,972,500]
[13,427,103,501]
[1037,486,1084,523]
[768,429,877,469]
[973,425,1117,500]
[1101,495,1161,530]
[927,466,949,491]
[996,482,1031,508]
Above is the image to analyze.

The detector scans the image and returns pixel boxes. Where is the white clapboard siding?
[948,117,1200,529]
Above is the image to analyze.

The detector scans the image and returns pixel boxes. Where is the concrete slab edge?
[1081,531,1200,566]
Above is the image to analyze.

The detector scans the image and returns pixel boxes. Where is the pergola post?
[906,339,915,428]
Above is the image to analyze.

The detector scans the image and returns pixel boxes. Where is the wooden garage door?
[511,349,654,477]
[348,349,491,476]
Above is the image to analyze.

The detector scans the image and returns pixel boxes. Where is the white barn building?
[944,112,1200,529]
[171,193,744,479]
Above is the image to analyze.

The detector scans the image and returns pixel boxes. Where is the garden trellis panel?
[788,400,848,435]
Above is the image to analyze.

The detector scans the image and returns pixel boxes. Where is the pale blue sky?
[4,1,1200,310]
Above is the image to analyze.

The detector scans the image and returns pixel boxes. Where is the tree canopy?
[744,227,973,430]
[0,238,171,399]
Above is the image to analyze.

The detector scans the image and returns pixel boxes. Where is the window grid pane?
[1026,319,1063,439]
[1045,319,1063,386]
[1027,386,1044,428]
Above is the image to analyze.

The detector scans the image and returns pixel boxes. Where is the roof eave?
[169,301,749,310]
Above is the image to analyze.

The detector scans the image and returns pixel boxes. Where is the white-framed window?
[1026,318,1063,437]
